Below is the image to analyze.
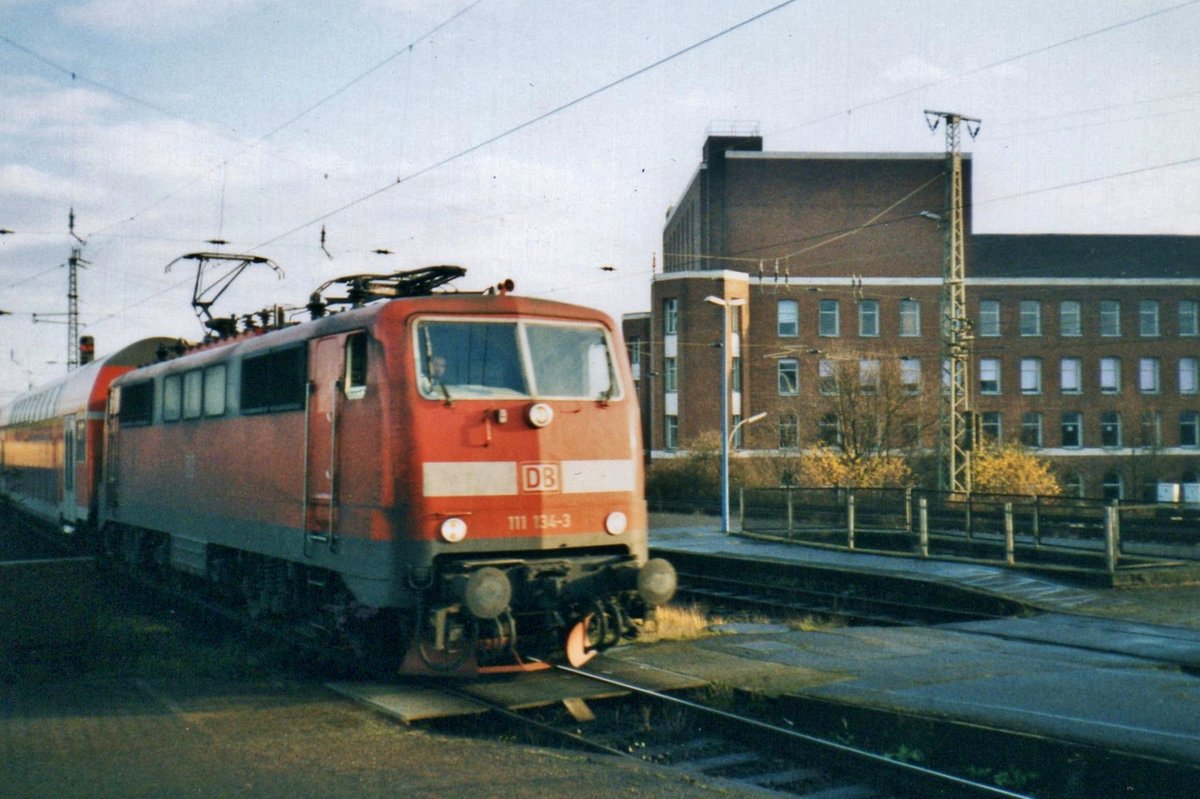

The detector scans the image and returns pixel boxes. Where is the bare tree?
[802,347,940,465]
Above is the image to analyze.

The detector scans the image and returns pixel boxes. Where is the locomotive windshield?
[416,319,619,401]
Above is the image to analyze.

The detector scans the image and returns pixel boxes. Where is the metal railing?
[731,486,1200,574]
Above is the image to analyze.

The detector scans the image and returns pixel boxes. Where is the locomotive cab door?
[305,335,343,551]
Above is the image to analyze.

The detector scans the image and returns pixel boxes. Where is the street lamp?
[704,295,745,533]
[730,411,767,447]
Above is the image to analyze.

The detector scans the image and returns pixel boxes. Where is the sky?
[2,0,1199,398]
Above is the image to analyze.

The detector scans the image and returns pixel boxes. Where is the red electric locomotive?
[2,266,675,674]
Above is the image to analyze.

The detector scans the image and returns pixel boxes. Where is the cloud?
[57,0,260,40]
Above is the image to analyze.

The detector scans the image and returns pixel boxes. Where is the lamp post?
[730,411,767,448]
[704,295,745,533]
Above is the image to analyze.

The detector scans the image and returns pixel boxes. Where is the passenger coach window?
[183,369,203,419]
[119,381,154,426]
[241,345,307,413]
[344,333,367,399]
[204,364,227,416]
[163,374,182,421]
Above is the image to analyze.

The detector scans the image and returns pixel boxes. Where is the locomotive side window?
[119,381,154,426]
[162,374,182,422]
[241,345,307,414]
[204,364,227,416]
[183,369,203,419]
[344,333,367,400]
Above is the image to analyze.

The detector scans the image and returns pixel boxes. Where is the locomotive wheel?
[564,615,599,668]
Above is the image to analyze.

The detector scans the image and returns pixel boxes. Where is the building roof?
[971,234,1200,280]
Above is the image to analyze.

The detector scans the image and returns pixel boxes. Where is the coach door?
[61,414,76,525]
[304,335,344,552]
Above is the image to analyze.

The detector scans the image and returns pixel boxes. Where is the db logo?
[521,462,561,493]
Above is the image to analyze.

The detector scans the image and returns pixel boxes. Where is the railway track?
[429,662,1033,799]
[663,549,1024,627]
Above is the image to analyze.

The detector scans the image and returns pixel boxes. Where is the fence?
[731,486,1200,574]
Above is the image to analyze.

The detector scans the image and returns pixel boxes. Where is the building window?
[818,413,840,446]
[858,300,879,337]
[859,359,880,393]
[1021,412,1043,448]
[818,359,836,395]
[1139,411,1162,448]
[1139,357,1160,394]
[1062,412,1082,448]
[663,357,677,392]
[1063,473,1085,498]
[1100,357,1121,394]
[628,338,641,382]
[1182,411,1200,448]
[900,358,921,394]
[777,359,799,395]
[1101,411,1122,448]
[1139,300,1160,337]
[979,358,1001,395]
[1019,300,1041,336]
[1060,301,1082,337]
[1020,358,1042,395]
[664,415,678,450]
[1102,472,1124,501]
[978,300,1000,337]
[663,298,678,335]
[777,300,798,337]
[899,299,921,337]
[1100,300,1121,336]
[1060,358,1082,394]
[1180,357,1198,395]
[731,356,742,392]
[981,412,1002,443]
[1180,300,1199,337]
[778,413,798,449]
[819,299,840,337]
[732,414,744,448]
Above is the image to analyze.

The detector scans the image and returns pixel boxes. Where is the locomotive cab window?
[415,318,620,401]
[344,332,368,400]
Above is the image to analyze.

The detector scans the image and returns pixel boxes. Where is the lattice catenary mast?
[925,110,981,495]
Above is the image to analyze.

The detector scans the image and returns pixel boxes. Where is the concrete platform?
[328,658,707,723]
[641,515,1200,765]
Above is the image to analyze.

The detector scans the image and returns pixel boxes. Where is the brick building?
[623,134,1200,500]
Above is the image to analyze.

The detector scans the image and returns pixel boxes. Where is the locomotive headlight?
[526,402,554,428]
[463,567,512,619]
[604,511,628,535]
[440,517,468,543]
[637,558,677,606]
